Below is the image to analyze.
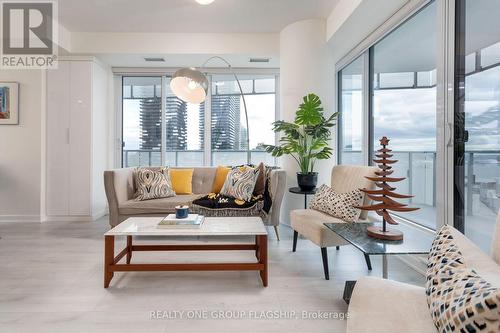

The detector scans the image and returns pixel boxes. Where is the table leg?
[126,236,132,264]
[255,235,260,259]
[382,254,388,279]
[104,235,114,288]
[304,194,307,209]
[257,235,268,287]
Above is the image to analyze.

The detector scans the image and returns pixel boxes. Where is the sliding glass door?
[455,0,500,251]
[371,1,437,228]
[338,56,365,165]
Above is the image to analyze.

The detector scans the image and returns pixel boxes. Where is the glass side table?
[324,222,433,303]
[288,187,317,209]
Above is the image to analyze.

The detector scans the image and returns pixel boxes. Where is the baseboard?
[0,215,42,223]
[43,211,108,223]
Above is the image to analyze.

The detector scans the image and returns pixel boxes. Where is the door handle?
[446,123,453,147]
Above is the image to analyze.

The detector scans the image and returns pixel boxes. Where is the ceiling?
[58,0,338,33]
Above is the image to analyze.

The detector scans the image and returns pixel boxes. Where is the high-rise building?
[165,96,188,150]
[139,96,188,151]
[139,97,161,150]
[211,95,241,150]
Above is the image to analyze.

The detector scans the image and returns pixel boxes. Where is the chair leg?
[292,230,298,252]
[364,254,372,270]
[321,247,330,280]
[273,226,280,241]
[336,246,340,250]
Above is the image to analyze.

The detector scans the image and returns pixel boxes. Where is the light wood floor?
[0,216,424,333]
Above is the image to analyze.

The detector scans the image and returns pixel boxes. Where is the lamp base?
[367,226,403,241]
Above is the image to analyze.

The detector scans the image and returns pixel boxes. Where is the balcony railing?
[122,149,276,168]
[341,150,500,228]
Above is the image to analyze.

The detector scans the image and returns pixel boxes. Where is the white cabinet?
[46,58,108,220]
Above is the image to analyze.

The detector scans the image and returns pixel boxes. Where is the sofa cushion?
[212,166,231,193]
[119,194,202,215]
[133,167,175,201]
[220,166,260,202]
[309,184,363,222]
[347,277,436,333]
[428,268,500,333]
[170,169,194,194]
[426,225,500,333]
[253,163,266,196]
[449,226,500,287]
[290,209,350,248]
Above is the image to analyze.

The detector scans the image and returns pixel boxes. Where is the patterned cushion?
[220,166,260,202]
[133,167,175,201]
[253,163,266,196]
[426,225,500,333]
[309,184,363,222]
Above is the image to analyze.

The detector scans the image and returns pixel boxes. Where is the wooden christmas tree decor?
[354,137,419,241]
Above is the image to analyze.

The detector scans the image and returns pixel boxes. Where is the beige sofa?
[347,214,500,333]
[104,167,287,237]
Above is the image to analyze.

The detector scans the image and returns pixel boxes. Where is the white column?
[279,19,334,225]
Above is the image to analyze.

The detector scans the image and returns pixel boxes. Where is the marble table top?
[324,222,433,255]
[106,216,267,237]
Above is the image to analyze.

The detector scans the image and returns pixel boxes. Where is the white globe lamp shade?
[170,67,209,104]
[195,0,215,5]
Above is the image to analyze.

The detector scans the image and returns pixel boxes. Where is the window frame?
[116,68,280,168]
[335,0,447,231]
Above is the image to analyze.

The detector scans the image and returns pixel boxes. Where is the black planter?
[297,172,318,191]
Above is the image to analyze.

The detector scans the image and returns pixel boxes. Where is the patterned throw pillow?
[134,167,175,201]
[426,226,500,333]
[220,166,260,202]
[309,184,363,222]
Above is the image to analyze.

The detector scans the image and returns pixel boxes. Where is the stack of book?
[157,214,204,229]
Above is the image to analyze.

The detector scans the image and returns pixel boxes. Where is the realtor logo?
[1,1,58,69]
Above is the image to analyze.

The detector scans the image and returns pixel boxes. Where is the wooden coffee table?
[103,216,268,288]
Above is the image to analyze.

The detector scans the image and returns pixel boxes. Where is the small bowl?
[175,205,189,219]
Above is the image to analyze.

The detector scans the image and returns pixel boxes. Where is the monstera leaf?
[264,93,337,173]
[295,93,323,126]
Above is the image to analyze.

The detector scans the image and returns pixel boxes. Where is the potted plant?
[262,93,337,191]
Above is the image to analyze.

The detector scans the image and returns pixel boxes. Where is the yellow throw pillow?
[169,169,194,194]
[212,166,231,193]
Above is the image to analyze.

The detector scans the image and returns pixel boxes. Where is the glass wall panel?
[164,77,204,167]
[456,0,500,251]
[122,74,278,169]
[339,56,364,165]
[122,77,162,167]
[372,1,437,229]
[211,74,276,166]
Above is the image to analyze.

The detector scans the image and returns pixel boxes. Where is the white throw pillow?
[134,167,175,201]
[426,225,500,333]
[220,166,260,202]
[309,184,363,222]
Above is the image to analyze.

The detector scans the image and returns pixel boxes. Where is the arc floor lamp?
[170,56,251,164]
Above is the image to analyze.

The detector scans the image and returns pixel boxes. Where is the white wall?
[279,19,334,225]
[0,70,44,222]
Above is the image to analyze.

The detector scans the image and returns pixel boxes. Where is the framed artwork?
[0,82,19,125]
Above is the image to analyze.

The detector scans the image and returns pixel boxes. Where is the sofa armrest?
[104,168,135,227]
[268,169,286,226]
